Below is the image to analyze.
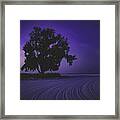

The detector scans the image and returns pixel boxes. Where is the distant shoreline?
[20,73,100,80]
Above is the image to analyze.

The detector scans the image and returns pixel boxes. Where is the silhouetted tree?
[21,27,77,74]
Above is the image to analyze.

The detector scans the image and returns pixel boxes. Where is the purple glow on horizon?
[20,20,100,74]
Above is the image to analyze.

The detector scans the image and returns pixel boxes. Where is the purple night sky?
[20,20,100,74]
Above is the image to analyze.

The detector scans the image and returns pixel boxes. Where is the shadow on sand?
[20,73,66,80]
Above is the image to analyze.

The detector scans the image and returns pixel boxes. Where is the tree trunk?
[37,65,45,74]
[37,67,41,73]
[40,66,44,74]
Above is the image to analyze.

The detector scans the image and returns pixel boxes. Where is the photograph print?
[20,20,100,100]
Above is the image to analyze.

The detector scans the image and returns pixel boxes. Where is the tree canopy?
[21,27,77,73]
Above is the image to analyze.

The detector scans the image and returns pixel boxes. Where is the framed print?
[20,20,100,100]
[0,0,119,119]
